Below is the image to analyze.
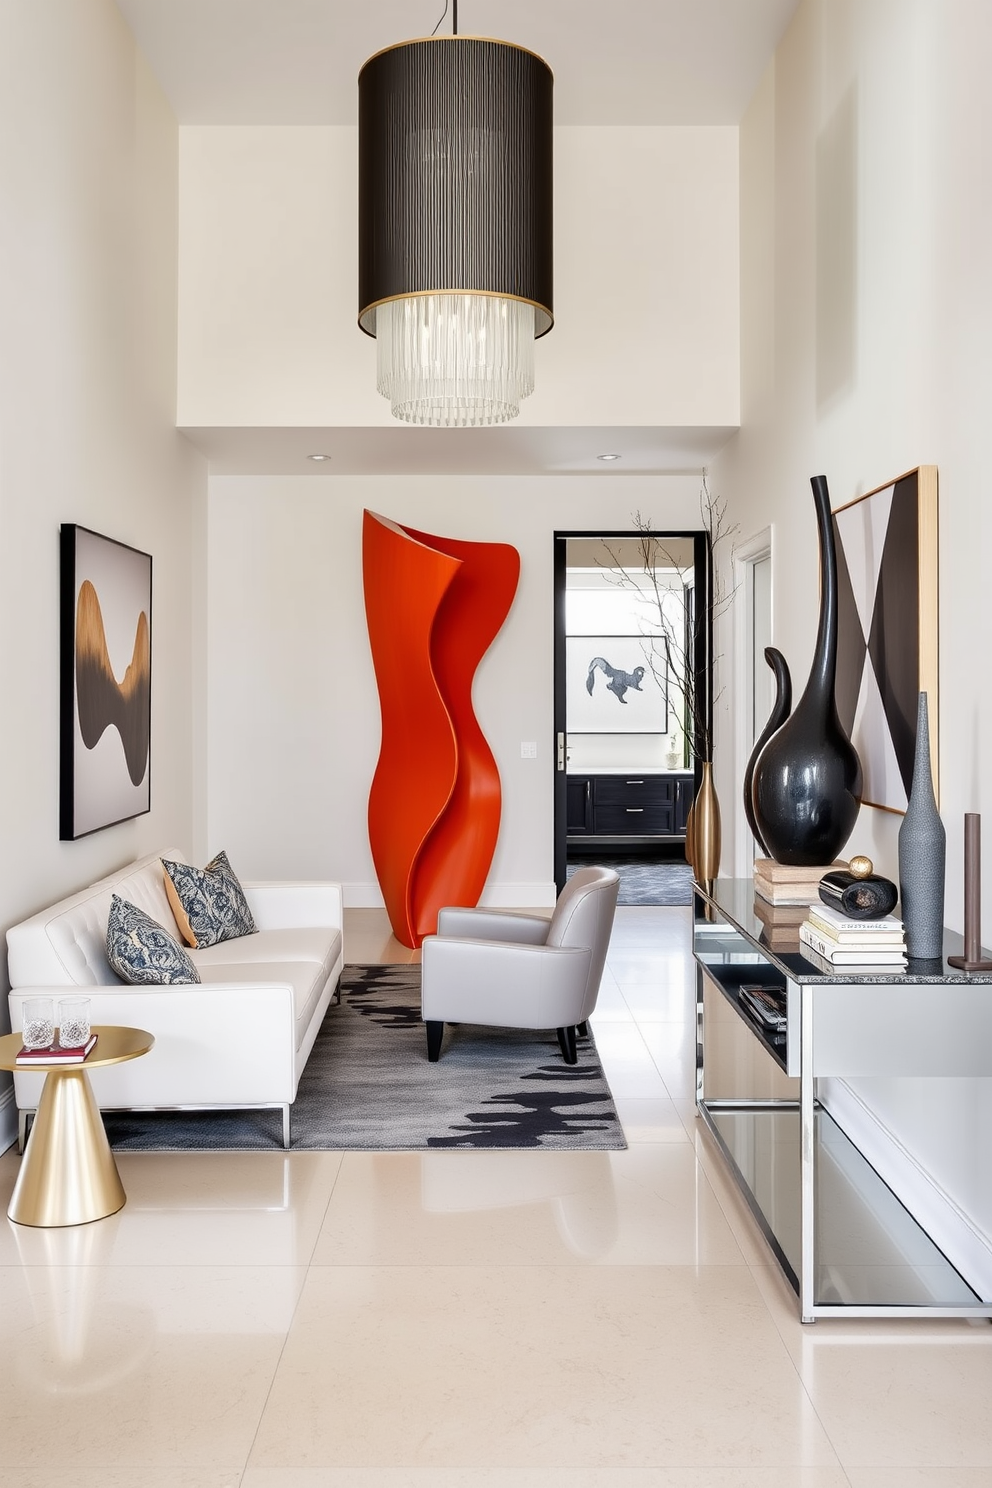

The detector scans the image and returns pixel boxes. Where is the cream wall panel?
[178,125,739,429]
[714,0,990,926]
[0,1,204,1031]
[205,473,702,902]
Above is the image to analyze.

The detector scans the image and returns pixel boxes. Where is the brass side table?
[0,1025,154,1227]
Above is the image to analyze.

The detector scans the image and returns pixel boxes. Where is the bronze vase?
[691,761,721,882]
[683,798,696,869]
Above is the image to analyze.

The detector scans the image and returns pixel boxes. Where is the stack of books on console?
[753,858,848,906]
[751,895,808,950]
[798,902,907,973]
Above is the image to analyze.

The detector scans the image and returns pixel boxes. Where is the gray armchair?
[420,866,620,1064]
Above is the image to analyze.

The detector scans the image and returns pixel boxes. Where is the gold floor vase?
[691,761,722,884]
[683,799,696,869]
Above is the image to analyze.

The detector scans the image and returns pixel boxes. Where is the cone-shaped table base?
[9,1067,125,1227]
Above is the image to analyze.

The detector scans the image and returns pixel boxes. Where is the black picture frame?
[60,525,152,840]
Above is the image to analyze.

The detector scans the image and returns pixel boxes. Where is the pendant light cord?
[430,0,457,36]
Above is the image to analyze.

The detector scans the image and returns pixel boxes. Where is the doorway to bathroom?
[553,529,711,903]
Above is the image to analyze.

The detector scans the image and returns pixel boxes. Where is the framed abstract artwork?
[565,634,668,734]
[832,466,938,814]
[60,525,152,839]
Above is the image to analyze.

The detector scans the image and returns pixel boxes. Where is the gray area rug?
[567,857,693,906]
[103,964,627,1153]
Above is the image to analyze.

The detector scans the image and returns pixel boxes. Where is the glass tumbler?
[22,997,55,1050]
[58,996,91,1049]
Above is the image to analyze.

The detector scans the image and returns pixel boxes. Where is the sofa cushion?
[196,959,328,1050]
[106,896,201,986]
[191,927,341,973]
[162,851,257,949]
[113,854,186,942]
[6,850,187,987]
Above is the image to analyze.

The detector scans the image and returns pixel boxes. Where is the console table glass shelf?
[692,879,992,1323]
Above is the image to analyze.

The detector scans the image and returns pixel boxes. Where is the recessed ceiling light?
[597,453,621,462]
[308,453,332,462]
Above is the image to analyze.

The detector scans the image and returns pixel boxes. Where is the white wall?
[713,0,991,916]
[205,474,703,904]
[711,0,992,1292]
[177,125,740,430]
[0,0,206,1139]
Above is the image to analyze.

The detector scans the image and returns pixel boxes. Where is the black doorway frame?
[553,528,712,894]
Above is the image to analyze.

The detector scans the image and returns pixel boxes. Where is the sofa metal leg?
[556,1026,578,1064]
[577,1021,588,1037]
[426,1021,444,1062]
[334,978,342,1005]
[18,1111,31,1155]
[282,1105,291,1149]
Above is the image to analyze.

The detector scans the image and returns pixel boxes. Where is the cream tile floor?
[0,906,990,1487]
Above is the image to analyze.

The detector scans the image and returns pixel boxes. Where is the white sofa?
[6,849,343,1148]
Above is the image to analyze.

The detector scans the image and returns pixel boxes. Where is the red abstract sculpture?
[363,511,520,949]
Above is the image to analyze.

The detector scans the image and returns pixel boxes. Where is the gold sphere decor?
[849,855,874,879]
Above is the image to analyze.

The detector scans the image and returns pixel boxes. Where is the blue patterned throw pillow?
[106,895,200,985]
[161,850,257,949]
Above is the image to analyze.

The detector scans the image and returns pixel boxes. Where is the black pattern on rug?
[103,964,626,1153]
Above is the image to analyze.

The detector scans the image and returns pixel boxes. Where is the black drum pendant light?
[358,3,553,427]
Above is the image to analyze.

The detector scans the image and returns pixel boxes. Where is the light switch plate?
[520,741,538,759]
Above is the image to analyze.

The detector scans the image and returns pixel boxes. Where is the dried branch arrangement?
[601,474,739,762]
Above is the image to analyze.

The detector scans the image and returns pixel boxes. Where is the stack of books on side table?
[15,1033,98,1066]
[798,902,907,973]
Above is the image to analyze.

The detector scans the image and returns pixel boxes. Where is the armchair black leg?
[426,1020,444,1062]
[577,1021,588,1037]
[556,1026,578,1064]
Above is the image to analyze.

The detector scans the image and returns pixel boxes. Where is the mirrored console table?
[692,880,992,1323]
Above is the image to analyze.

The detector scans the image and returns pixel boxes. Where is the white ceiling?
[116,0,799,475]
[116,0,801,126]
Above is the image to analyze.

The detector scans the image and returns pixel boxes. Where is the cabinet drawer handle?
[626,807,644,813]
[626,779,645,785]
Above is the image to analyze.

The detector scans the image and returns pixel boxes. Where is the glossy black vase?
[743,646,792,856]
[751,476,862,866]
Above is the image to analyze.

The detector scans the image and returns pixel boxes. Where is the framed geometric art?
[565,634,668,734]
[832,467,938,814]
[60,525,152,839]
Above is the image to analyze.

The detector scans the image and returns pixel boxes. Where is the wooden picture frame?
[832,466,938,814]
[60,525,152,839]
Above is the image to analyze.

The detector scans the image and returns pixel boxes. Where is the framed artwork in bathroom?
[565,634,668,734]
[832,467,938,814]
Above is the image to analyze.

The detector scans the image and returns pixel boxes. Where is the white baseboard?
[343,882,557,910]
[822,1077,992,1302]
[0,1083,17,1156]
[343,883,386,909]
[479,883,557,909]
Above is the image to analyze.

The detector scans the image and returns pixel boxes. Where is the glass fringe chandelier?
[358,2,554,427]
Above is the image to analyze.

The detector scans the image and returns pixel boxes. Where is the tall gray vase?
[898,692,945,959]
